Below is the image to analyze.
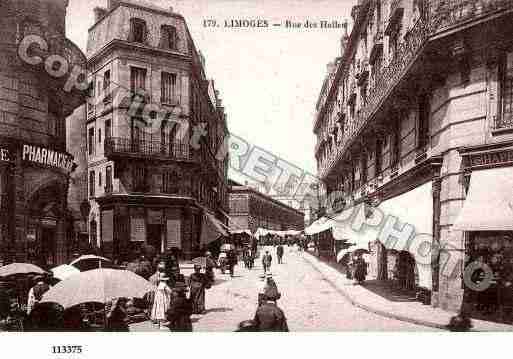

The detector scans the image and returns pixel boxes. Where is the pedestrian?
[189,264,211,314]
[151,273,172,329]
[262,250,272,274]
[105,297,129,332]
[253,290,289,332]
[205,251,216,284]
[166,282,193,332]
[0,281,11,321]
[169,265,186,288]
[227,248,237,277]
[276,245,284,264]
[354,254,367,285]
[26,275,50,315]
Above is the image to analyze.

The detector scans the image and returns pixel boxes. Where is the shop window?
[498,52,513,129]
[129,18,147,43]
[89,170,95,198]
[106,166,113,193]
[161,72,177,104]
[130,66,147,93]
[160,25,177,50]
[417,94,430,150]
[88,127,95,156]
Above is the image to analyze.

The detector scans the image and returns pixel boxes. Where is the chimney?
[108,0,120,10]
[93,7,107,23]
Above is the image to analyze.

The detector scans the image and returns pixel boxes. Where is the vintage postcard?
[1,0,513,345]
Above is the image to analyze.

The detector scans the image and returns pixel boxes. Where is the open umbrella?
[51,264,80,281]
[0,263,46,277]
[41,268,153,309]
[70,255,112,271]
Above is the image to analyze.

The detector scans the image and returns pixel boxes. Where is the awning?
[332,205,379,252]
[453,167,513,231]
[377,181,433,289]
[304,216,336,235]
[200,212,229,246]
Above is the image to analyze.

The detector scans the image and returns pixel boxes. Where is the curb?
[300,253,449,331]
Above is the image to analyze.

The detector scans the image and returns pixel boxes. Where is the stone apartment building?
[229,180,304,234]
[85,0,229,261]
[313,0,513,323]
[0,0,86,266]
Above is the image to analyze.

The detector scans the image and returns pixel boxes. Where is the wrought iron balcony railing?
[318,0,513,180]
[105,137,197,162]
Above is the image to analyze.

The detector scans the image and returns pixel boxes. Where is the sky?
[66,0,354,181]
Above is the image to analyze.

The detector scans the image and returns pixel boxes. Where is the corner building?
[0,0,86,266]
[314,0,513,322]
[86,1,230,261]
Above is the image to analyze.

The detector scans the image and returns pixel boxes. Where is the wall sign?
[467,149,513,169]
[0,147,11,162]
[22,144,74,172]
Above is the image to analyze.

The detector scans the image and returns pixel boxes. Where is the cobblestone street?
[181,246,439,331]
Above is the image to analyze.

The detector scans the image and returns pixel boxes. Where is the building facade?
[0,0,86,267]
[314,0,513,321]
[229,181,304,234]
[85,0,229,261]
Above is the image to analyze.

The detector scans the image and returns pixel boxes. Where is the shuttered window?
[130,67,147,92]
[499,52,513,129]
[161,72,177,104]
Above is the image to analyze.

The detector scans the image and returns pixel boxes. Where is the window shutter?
[128,19,135,42]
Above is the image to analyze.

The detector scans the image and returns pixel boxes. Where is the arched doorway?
[26,183,63,268]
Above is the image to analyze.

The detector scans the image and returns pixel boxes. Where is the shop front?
[0,137,75,266]
[454,146,513,323]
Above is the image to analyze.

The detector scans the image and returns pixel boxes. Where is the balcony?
[384,0,404,36]
[318,0,513,180]
[356,59,370,86]
[104,137,198,163]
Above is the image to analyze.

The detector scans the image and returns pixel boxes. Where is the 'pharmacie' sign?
[0,142,74,173]
[467,149,513,168]
[22,144,74,172]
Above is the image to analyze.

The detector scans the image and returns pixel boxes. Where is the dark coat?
[276,246,284,256]
[166,296,193,332]
[253,302,288,332]
[262,254,272,267]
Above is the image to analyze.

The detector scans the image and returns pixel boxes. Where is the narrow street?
[185,246,439,331]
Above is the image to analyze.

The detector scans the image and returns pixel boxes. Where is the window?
[130,67,147,93]
[103,70,110,91]
[375,138,383,175]
[160,25,177,50]
[89,170,95,198]
[98,128,101,144]
[360,153,368,185]
[389,31,399,59]
[129,18,147,43]
[162,171,179,194]
[106,166,113,193]
[499,52,513,129]
[132,164,147,192]
[417,94,430,149]
[88,127,95,155]
[105,119,111,140]
[98,171,102,187]
[161,72,177,104]
[390,119,401,168]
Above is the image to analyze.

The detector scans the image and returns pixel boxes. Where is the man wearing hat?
[253,288,289,332]
[166,282,193,331]
[189,264,210,314]
[26,275,50,315]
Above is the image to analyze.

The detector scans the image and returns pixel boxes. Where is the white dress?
[151,281,171,321]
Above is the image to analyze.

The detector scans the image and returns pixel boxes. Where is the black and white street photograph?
[2,0,513,341]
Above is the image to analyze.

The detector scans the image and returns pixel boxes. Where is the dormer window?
[160,25,177,50]
[129,18,147,43]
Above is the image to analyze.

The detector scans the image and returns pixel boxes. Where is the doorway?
[41,226,56,268]
[147,224,163,254]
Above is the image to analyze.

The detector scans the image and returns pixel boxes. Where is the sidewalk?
[302,251,513,332]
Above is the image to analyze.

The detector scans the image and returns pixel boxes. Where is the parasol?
[69,255,112,271]
[41,268,153,309]
[0,263,46,277]
[51,264,80,281]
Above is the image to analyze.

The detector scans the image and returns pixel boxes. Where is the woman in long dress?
[189,264,210,314]
[151,273,172,329]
